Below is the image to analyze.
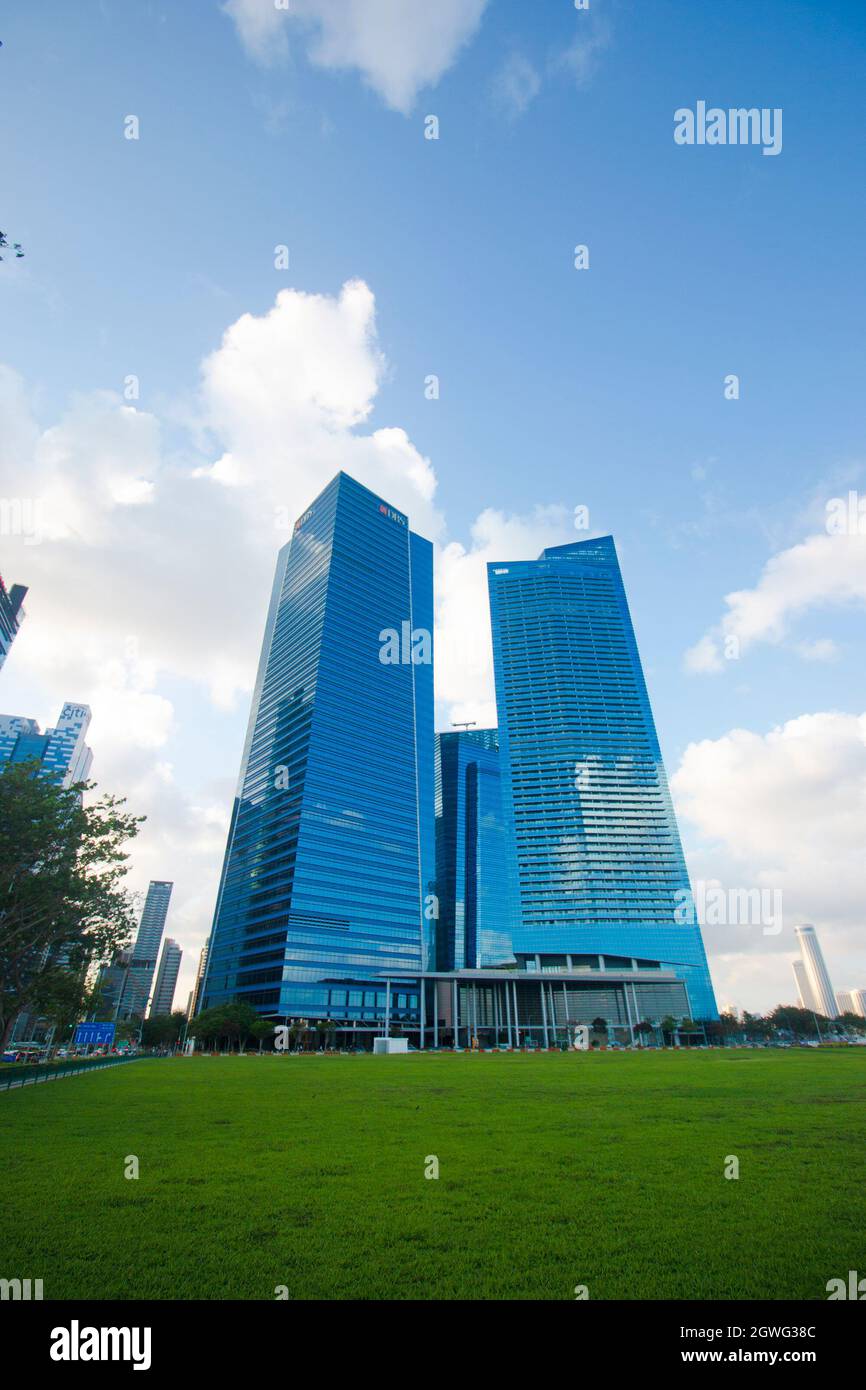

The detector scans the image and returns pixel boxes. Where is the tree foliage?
[188,1002,260,1052]
[0,761,143,1047]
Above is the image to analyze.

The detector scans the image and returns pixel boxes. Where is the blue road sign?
[73,1022,116,1048]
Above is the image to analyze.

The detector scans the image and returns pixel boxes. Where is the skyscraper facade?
[187,938,210,1018]
[793,959,816,1012]
[794,925,836,1019]
[0,702,92,788]
[487,535,717,1019]
[200,472,434,1025]
[435,729,517,970]
[122,881,174,1019]
[150,939,182,1017]
[0,575,27,671]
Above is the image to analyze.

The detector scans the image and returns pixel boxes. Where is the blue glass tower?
[487,536,717,1019]
[0,575,26,672]
[0,702,92,789]
[435,730,517,970]
[201,472,435,1024]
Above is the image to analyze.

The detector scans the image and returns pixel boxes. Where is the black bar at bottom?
[5,1297,862,1375]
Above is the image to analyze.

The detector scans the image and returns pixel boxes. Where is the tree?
[660,1015,679,1044]
[769,1005,827,1040]
[591,1016,607,1034]
[188,1006,222,1052]
[114,1018,139,1045]
[30,971,106,1053]
[250,1018,274,1053]
[189,1001,259,1053]
[140,1011,186,1048]
[633,1020,655,1046]
[0,762,143,1048]
[226,1001,259,1054]
[315,1017,339,1050]
[678,1016,702,1045]
[0,230,24,262]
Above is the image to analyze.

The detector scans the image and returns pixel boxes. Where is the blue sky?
[1,0,865,1011]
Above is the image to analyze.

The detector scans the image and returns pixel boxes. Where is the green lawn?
[1,1049,864,1300]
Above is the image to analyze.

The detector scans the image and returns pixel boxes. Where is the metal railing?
[0,1053,159,1093]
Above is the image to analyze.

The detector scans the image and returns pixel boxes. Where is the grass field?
[1,1049,864,1300]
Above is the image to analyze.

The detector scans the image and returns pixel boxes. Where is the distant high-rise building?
[835,989,866,1019]
[121,881,174,1019]
[0,575,27,671]
[149,939,182,1017]
[0,702,92,788]
[487,535,717,1019]
[794,925,836,1018]
[95,948,134,1020]
[188,939,210,1018]
[200,472,434,1024]
[435,729,517,970]
[793,959,817,1012]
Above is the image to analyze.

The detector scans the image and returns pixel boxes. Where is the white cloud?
[224,0,489,113]
[491,53,542,118]
[555,6,612,88]
[793,637,839,662]
[685,530,866,672]
[672,711,866,1012]
[683,632,724,675]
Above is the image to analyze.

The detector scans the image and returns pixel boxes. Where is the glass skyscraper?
[149,938,183,1018]
[435,729,517,970]
[111,879,174,1020]
[0,574,27,671]
[201,471,434,1025]
[487,535,717,1019]
[0,702,93,789]
[793,924,836,1019]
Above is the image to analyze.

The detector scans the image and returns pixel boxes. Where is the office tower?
[0,702,92,787]
[793,960,817,1012]
[836,989,866,1018]
[794,925,836,1018]
[95,949,134,1019]
[200,472,434,1023]
[149,939,182,1017]
[0,575,27,671]
[122,881,174,1019]
[487,535,717,1019]
[188,939,210,1018]
[435,729,517,969]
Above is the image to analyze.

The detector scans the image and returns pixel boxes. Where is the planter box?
[373,1037,409,1055]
